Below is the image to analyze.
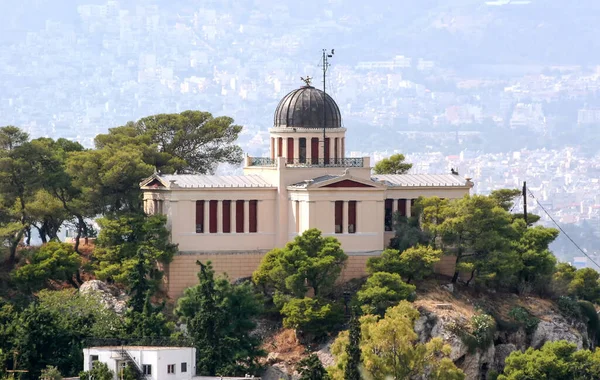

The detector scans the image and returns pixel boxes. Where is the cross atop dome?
[300,76,313,86]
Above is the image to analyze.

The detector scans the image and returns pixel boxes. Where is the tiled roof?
[159,174,274,188]
[289,174,341,188]
[372,174,469,187]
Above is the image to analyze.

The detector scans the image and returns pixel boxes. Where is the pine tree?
[297,354,329,380]
[344,311,362,380]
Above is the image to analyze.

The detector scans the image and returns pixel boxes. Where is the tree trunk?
[465,269,476,286]
[73,215,87,254]
[7,228,26,267]
[451,235,463,284]
[68,276,80,289]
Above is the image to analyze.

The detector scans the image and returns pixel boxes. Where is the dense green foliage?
[280,297,343,337]
[253,229,348,298]
[372,153,412,175]
[329,302,465,380]
[356,272,416,315]
[12,242,81,291]
[343,311,362,380]
[297,354,330,380]
[79,361,114,380]
[253,229,347,337]
[367,246,442,283]
[94,213,176,288]
[175,261,264,376]
[498,340,600,379]
[2,290,124,378]
[0,117,246,378]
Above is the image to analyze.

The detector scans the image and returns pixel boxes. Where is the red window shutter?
[384,199,393,231]
[311,137,319,164]
[398,199,407,216]
[335,201,343,234]
[209,200,218,233]
[348,201,356,233]
[236,200,244,233]
[287,138,294,163]
[324,137,330,164]
[222,200,231,233]
[195,201,204,233]
[249,200,258,233]
[278,138,283,157]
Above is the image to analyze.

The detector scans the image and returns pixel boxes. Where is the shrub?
[356,272,416,316]
[508,307,539,334]
[449,313,496,353]
[366,246,442,283]
[280,297,344,337]
[557,296,581,320]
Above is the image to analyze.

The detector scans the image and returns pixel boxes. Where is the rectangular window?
[90,355,99,362]
[335,201,343,234]
[278,137,283,157]
[222,200,231,233]
[287,137,294,163]
[299,138,306,163]
[236,200,245,233]
[167,364,175,374]
[324,137,330,165]
[348,201,357,233]
[181,362,187,373]
[209,200,218,233]
[311,137,319,164]
[384,199,393,231]
[195,200,204,233]
[249,200,258,233]
[143,365,152,375]
[334,138,339,163]
[397,199,406,217]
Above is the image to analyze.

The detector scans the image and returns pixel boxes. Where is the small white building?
[83,346,196,380]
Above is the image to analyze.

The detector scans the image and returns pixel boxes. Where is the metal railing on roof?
[248,157,364,168]
[248,157,276,167]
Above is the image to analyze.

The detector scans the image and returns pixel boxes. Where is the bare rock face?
[530,315,585,349]
[261,364,299,380]
[493,344,518,373]
[79,280,128,315]
[415,306,589,379]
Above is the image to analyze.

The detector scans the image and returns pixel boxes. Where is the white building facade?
[83,346,196,380]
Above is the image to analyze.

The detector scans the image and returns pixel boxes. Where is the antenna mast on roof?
[322,48,334,164]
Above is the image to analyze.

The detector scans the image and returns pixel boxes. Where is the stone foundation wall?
[166,251,459,300]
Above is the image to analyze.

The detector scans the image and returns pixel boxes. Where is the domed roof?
[274,85,342,129]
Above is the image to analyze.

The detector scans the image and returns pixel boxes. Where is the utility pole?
[523,181,528,226]
[322,48,334,165]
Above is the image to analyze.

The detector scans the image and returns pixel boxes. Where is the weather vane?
[301,76,312,86]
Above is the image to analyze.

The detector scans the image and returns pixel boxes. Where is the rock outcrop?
[79,280,128,315]
[530,315,585,349]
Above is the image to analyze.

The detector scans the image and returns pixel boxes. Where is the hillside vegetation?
[1,121,600,379]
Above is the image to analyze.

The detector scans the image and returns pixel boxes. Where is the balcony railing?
[248,157,364,168]
[248,157,276,167]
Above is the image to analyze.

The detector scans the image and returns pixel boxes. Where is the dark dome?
[274,86,342,129]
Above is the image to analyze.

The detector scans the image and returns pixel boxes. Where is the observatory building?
[140,82,472,298]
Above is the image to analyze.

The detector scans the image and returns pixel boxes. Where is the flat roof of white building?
[87,346,193,351]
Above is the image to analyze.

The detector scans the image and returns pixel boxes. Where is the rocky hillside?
[261,279,593,380]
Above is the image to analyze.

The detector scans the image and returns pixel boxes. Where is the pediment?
[322,179,376,188]
[140,174,168,188]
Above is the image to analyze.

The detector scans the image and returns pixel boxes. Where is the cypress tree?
[344,311,362,380]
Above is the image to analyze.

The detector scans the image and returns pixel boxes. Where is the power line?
[510,195,522,213]
[527,188,600,270]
